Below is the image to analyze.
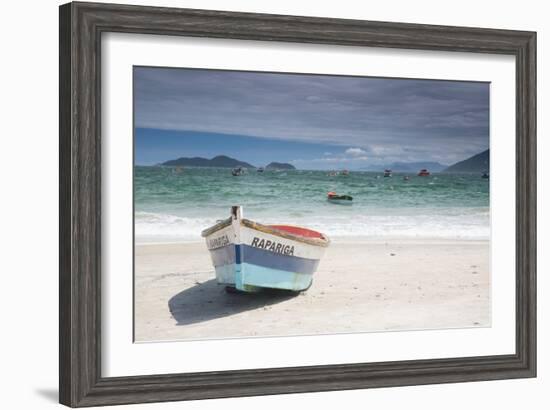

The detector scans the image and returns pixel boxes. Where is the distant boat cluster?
[172,164,489,182]
[327,168,431,180]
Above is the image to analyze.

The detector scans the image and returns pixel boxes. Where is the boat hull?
[203,210,328,292]
[327,198,353,205]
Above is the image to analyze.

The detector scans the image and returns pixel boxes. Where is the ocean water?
[135,167,490,243]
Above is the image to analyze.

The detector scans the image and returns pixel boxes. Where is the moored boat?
[327,191,353,204]
[383,169,392,177]
[418,169,430,176]
[481,171,489,179]
[232,167,245,176]
[202,207,330,293]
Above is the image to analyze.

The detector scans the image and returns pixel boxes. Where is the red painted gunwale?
[268,225,324,239]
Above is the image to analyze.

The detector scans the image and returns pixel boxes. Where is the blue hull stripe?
[215,263,313,291]
[240,263,312,291]
[241,244,318,274]
[210,244,319,278]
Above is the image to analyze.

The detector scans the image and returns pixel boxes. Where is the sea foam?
[135,208,490,243]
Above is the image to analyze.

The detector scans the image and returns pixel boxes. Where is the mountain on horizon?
[265,162,296,170]
[162,155,255,168]
[443,149,489,173]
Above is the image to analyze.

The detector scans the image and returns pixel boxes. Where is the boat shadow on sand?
[168,278,298,326]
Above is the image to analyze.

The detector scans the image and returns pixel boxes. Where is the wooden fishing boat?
[202,207,330,293]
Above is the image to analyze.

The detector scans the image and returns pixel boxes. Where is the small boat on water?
[383,169,392,177]
[327,191,353,204]
[232,167,245,176]
[403,175,410,181]
[418,169,430,176]
[257,167,264,173]
[341,169,350,176]
[481,171,489,179]
[202,207,330,293]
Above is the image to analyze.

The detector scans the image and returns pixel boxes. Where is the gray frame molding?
[59,1,536,407]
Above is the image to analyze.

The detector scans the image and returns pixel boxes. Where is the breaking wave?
[135,208,490,243]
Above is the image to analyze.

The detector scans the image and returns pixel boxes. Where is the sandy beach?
[134,239,490,342]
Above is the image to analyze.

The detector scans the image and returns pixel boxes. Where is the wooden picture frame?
[59,1,536,407]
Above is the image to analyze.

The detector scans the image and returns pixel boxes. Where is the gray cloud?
[134,67,489,164]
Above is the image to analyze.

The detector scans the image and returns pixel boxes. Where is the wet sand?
[134,239,490,342]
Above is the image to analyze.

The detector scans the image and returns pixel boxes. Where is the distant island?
[160,156,298,170]
[265,162,296,170]
[159,153,492,172]
[443,149,489,173]
[162,155,255,168]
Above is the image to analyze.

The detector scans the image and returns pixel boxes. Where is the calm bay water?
[134,166,490,243]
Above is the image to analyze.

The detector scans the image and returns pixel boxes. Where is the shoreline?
[135,236,490,246]
[135,239,490,342]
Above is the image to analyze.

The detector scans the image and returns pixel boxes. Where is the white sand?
[134,239,490,342]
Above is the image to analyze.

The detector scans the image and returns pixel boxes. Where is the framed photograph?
[59,1,536,407]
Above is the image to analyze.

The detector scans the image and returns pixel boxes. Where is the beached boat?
[202,207,330,293]
[327,191,353,204]
[383,169,392,177]
[418,169,430,176]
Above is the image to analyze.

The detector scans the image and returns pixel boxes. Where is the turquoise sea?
[134,167,490,243]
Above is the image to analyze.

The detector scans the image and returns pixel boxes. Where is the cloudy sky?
[134,66,489,169]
